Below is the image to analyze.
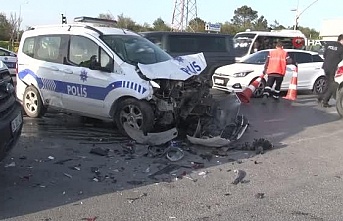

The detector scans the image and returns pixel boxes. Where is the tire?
[313,76,327,95]
[336,86,343,118]
[114,98,155,135]
[23,86,46,118]
[252,79,266,98]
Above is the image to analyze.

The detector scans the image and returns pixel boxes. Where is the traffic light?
[61,14,67,24]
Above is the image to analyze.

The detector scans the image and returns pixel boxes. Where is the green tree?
[152,18,170,31]
[253,16,268,31]
[269,20,285,30]
[298,26,320,39]
[117,14,142,32]
[0,13,10,41]
[220,22,240,35]
[231,5,258,30]
[188,17,205,32]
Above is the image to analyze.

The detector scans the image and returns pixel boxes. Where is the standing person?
[318,34,343,108]
[262,41,290,103]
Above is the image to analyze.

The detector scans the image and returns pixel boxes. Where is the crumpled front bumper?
[186,93,249,147]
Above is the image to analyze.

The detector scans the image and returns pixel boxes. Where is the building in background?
[320,19,343,41]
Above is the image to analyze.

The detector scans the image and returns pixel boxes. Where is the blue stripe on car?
[18,69,148,100]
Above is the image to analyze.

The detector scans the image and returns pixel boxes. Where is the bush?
[0,41,19,52]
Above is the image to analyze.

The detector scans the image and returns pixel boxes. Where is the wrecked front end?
[126,53,249,147]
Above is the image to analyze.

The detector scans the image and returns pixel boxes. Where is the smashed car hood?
[138,53,207,81]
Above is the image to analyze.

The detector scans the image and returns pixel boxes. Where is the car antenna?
[121,28,126,34]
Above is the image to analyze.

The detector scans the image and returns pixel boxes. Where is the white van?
[16,16,249,141]
[233,29,307,61]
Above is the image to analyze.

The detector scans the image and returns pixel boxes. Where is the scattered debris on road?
[63,173,73,179]
[81,217,98,221]
[238,138,273,154]
[127,193,148,203]
[232,169,247,185]
[4,162,15,168]
[255,193,265,199]
[89,147,109,156]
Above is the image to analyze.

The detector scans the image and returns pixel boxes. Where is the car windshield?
[101,35,172,65]
[233,33,256,57]
[241,50,269,64]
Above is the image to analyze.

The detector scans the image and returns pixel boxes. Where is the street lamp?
[291,0,318,30]
[17,1,29,41]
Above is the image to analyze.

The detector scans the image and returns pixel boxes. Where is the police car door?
[62,35,113,116]
[19,35,68,108]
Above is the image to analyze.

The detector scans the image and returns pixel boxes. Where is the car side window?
[145,34,163,49]
[22,37,35,58]
[35,36,62,63]
[169,35,197,53]
[69,36,99,68]
[312,54,323,62]
[69,35,113,71]
[295,52,312,63]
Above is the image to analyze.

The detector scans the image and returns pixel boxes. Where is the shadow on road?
[0,92,340,220]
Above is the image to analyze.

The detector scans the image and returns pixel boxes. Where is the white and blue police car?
[16,16,209,135]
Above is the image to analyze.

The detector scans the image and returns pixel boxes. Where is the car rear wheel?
[114,98,154,136]
[23,86,46,118]
[253,79,266,98]
[313,76,327,95]
[336,86,343,118]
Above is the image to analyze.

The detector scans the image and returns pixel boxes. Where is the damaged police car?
[16,17,248,146]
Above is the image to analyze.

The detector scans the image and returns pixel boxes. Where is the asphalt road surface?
[1,92,343,221]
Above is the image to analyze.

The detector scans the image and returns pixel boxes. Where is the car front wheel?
[313,76,327,95]
[336,86,343,118]
[253,79,266,98]
[114,98,154,136]
[23,86,46,118]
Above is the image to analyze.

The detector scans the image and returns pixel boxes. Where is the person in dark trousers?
[262,41,291,104]
[318,34,343,108]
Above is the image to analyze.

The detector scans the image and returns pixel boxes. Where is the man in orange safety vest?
[262,41,291,103]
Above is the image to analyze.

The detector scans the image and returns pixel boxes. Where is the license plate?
[11,112,22,133]
[214,78,225,85]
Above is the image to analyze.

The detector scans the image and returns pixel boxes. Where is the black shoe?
[322,102,332,108]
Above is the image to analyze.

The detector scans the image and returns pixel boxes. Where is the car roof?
[258,49,320,55]
[26,23,140,37]
[140,31,233,37]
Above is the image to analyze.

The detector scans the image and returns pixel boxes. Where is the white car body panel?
[212,49,325,93]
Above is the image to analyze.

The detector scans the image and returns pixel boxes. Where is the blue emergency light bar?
[74,16,117,26]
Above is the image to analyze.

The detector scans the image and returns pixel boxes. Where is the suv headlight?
[233,71,253,77]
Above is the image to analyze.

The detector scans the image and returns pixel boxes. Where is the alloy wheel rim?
[315,79,326,94]
[24,91,38,114]
[120,104,143,129]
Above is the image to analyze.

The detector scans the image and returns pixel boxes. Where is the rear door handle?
[315,67,321,70]
[41,66,59,71]
[62,69,73,74]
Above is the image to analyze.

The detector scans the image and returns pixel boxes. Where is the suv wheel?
[23,86,45,118]
[336,86,343,118]
[313,76,327,95]
[114,98,154,135]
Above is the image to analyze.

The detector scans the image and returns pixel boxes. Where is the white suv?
[16,17,248,140]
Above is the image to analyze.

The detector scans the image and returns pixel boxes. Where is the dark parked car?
[0,60,23,162]
[140,31,236,84]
